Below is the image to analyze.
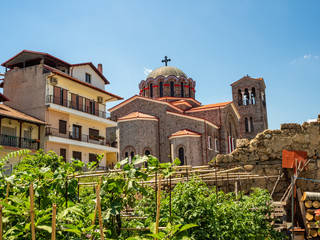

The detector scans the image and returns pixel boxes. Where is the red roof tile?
[0,104,45,124]
[169,129,201,138]
[44,65,122,101]
[118,112,158,121]
[186,101,233,112]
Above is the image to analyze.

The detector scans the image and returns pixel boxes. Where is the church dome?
[147,66,188,79]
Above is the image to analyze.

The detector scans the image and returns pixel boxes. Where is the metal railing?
[0,134,39,150]
[46,95,110,119]
[45,127,117,148]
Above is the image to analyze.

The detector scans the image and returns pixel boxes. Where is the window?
[89,153,99,166]
[72,151,81,161]
[125,152,128,158]
[60,148,66,162]
[244,88,249,105]
[250,117,254,132]
[72,125,82,140]
[144,150,151,156]
[130,151,135,160]
[214,137,219,152]
[178,147,185,165]
[59,120,67,134]
[181,82,184,97]
[188,83,191,97]
[85,73,91,84]
[251,88,256,104]
[245,118,249,132]
[208,136,212,149]
[238,89,243,106]
[150,84,153,98]
[89,128,99,140]
[159,82,163,97]
[170,81,174,97]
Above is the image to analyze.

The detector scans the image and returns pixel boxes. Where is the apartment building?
[1,50,122,169]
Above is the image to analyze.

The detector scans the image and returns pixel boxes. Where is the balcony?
[46,95,110,119]
[45,127,117,148]
[0,134,39,150]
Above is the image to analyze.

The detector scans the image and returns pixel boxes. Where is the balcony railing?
[45,127,117,148]
[46,95,110,119]
[0,134,39,150]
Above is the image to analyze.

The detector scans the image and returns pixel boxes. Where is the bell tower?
[231,76,268,140]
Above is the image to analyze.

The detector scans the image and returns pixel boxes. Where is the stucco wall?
[71,65,105,90]
[3,65,47,121]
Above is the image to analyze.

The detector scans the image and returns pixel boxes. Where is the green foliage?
[0,151,285,239]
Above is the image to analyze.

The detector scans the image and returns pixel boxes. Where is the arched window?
[244,89,249,105]
[143,87,146,97]
[251,88,256,104]
[250,117,254,132]
[238,89,243,106]
[170,81,174,97]
[245,118,249,132]
[188,83,191,97]
[130,151,134,160]
[144,150,150,156]
[208,136,212,149]
[159,82,163,97]
[178,147,185,165]
[181,82,184,97]
[150,84,153,98]
[125,152,128,159]
[144,150,150,168]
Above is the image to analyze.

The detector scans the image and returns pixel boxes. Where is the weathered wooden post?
[29,183,36,240]
[155,175,162,237]
[52,203,56,240]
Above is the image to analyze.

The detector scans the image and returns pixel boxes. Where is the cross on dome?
[161,56,171,66]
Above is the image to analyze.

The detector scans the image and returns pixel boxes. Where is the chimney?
[97,64,103,74]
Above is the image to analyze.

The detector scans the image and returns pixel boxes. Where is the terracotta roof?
[1,50,71,68]
[230,76,266,88]
[186,101,233,112]
[118,112,158,121]
[72,62,109,84]
[0,104,46,125]
[44,65,122,101]
[169,129,201,139]
[108,95,184,113]
[171,100,193,107]
[155,96,201,106]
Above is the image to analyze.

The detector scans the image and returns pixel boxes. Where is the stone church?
[108,58,268,165]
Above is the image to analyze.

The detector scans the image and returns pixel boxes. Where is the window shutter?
[94,101,99,116]
[62,89,68,107]
[53,86,61,104]
[71,93,77,109]
[59,120,67,134]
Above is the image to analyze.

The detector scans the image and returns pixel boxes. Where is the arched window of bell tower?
[238,89,243,106]
[170,81,174,97]
[188,83,191,97]
[181,82,184,97]
[244,88,249,105]
[159,82,163,97]
[251,88,256,104]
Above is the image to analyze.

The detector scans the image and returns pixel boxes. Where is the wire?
[294,176,320,183]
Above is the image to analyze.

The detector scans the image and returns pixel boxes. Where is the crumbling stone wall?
[216,117,320,200]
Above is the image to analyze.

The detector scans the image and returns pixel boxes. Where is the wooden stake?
[29,183,36,240]
[5,183,9,203]
[95,184,104,240]
[155,175,161,237]
[0,205,2,240]
[91,177,102,240]
[52,203,56,240]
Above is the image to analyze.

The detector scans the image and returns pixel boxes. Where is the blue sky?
[1,0,320,129]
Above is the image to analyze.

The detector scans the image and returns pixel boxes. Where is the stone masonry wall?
[216,117,320,200]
